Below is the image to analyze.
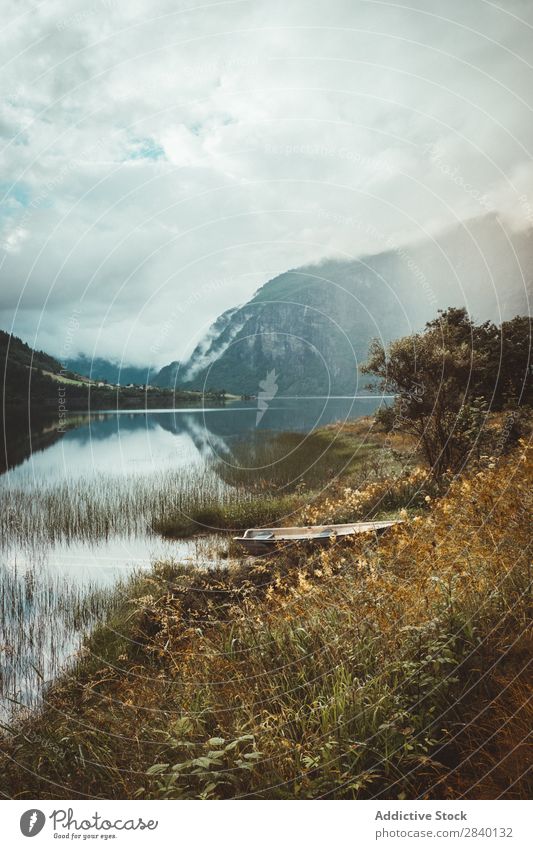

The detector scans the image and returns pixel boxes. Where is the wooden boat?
[234,519,403,555]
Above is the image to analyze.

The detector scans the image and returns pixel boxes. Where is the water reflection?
[4,397,383,483]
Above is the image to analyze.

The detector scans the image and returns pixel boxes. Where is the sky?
[1,0,533,369]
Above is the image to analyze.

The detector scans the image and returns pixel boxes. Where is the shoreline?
[1,431,530,798]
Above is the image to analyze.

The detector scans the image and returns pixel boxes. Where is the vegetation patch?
[153,493,303,538]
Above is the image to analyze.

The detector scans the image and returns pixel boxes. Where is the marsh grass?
[153,493,303,538]
[0,563,122,718]
[154,423,414,538]
[1,462,305,545]
[1,442,530,799]
[0,419,413,546]
[0,465,232,545]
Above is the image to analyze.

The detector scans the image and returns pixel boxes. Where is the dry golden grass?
[429,631,532,799]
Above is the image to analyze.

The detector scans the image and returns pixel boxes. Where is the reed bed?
[154,425,413,537]
[0,465,236,545]
[0,420,410,547]
[0,562,121,720]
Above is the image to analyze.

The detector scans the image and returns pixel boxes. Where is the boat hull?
[234,519,403,555]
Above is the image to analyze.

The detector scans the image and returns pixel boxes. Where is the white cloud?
[1,0,532,366]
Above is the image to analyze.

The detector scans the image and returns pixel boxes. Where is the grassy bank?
[1,441,530,799]
[153,493,303,538]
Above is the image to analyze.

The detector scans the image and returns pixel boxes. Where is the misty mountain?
[154,214,533,396]
[64,355,155,386]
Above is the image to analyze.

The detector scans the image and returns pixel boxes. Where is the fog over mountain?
[63,355,156,387]
[1,1,533,369]
[154,214,532,395]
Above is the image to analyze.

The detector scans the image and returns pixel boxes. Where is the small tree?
[497,315,533,407]
[361,308,495,477]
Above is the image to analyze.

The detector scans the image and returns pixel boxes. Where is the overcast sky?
[1,0,533,368]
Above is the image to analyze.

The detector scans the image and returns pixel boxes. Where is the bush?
[362,308,532,477]
[374,404,396,433]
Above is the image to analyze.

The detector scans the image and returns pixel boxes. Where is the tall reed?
[0,465,235,545]
[0,563,121,719]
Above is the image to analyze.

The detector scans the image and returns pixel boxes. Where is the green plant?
[141,732,261,799]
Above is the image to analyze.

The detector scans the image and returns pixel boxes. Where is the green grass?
[212,428,391,492]
[41,369,92,386]
[153,493,302,537]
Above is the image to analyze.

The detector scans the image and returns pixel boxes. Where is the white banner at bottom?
[1,799,531,849]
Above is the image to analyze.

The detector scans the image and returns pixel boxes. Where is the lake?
[0,396,383,717]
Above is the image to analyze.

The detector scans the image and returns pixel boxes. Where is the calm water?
[0,396,383,716]
[7,396,382,482]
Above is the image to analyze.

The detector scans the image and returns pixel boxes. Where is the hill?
[0,331,224,432]
[0,329,63,375]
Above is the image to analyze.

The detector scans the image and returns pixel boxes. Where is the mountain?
[155,214,533,395]
[64,355,155,386]
[153,305,243,390]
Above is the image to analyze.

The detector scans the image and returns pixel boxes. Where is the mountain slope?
[0,329,63,375]
[156,215,533,395]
